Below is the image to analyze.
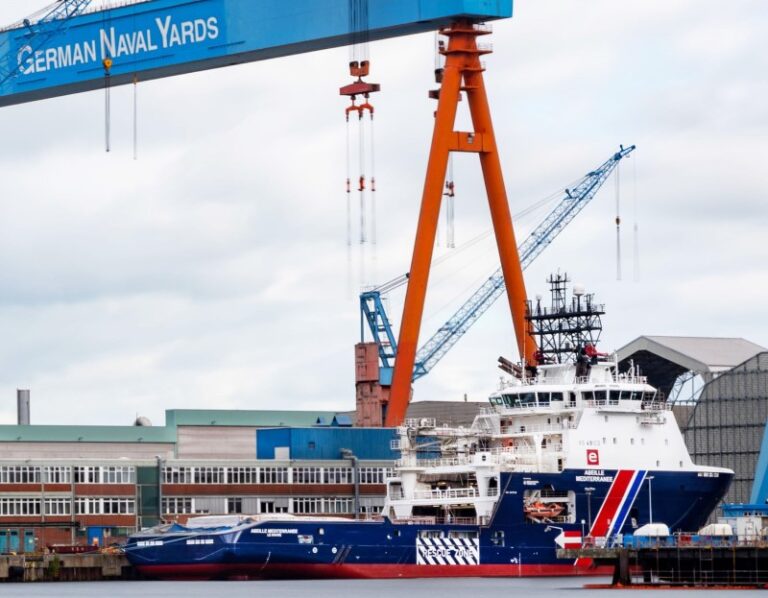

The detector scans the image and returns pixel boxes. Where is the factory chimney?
[17,389,30,425]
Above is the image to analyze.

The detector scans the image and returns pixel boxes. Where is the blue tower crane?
[360,144,636,384]
[0,0,93,87]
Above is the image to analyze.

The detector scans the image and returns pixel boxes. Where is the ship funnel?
[17,389,30,425]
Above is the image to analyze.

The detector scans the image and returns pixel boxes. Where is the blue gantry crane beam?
[361,144,636,384]
[0,0,512,107]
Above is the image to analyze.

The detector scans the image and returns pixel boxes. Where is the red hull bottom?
[137,563,613,581]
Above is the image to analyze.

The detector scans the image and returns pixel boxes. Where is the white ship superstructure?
[386,357,705,526]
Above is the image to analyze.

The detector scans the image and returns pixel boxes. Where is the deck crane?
[355,145,636,423]
[0,0,92,87]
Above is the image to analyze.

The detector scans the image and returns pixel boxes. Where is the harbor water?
[0,578,764,597]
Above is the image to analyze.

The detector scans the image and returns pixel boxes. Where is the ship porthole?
[312,547,318,554]
[332,547,338,554]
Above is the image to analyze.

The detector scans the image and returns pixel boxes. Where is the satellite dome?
[134,416,152,427]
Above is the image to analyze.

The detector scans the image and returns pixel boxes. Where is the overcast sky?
[0,0,765,426]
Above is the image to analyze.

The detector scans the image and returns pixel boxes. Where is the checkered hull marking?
[416,537,479,565]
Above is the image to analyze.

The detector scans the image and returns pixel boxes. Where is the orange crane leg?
[464,65,537,368]
[385,22,537,427]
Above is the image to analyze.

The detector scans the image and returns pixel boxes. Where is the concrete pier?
[0,553,133,582]
[559,545,768,588]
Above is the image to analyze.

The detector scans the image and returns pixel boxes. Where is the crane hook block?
[349,60,370,78]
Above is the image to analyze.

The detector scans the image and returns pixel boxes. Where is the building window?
[75,497,135,515]
[359,467,387,484]
[259,467,288,484]
[226,467,258,484]
[74,466,99,484]
[193,467,225,484]
[0,497,41,515]
[0,466,41,484]
[102,466,135,484]
[293,497,323,514]
[44,498,72,515]
[324,497,353,514]
[323,467,352,484]
[102,498,134,514]
[163,467,193,484]
[162,497,194,515]
[44,466,72,484]
[293,467,322,484]
[227,497,243,514]
[292,497,353,515]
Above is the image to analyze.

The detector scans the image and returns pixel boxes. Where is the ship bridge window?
[594,391,607,404]
[520,392,536,407]
[538,393,550,406]
[582,391,594,402]
[503,394,522,408]
[550,392,564,402]
[490,396,503,406]
[609,391,620,405]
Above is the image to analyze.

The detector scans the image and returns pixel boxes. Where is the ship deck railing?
[621,533,768,549]
[499,422,576,436]
[397,456,475,468]
[490,444,563,457]
[397,445,564,468]
[498,370,649,388]
[583,398,671,411]
[389,487,498,501]
[391,516,478,526]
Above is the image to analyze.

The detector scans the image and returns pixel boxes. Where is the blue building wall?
[256,427,398,460]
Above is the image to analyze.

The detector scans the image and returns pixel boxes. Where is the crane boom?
[359,145,636,382]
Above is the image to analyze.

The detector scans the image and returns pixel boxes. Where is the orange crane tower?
[385,21,537,427]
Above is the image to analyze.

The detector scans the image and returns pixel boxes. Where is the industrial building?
[0,401,487,553]
[618,336,767,506]
[683,352,768,505]
[0,408,395,552]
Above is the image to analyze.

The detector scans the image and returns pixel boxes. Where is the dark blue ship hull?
[126,468,731,579]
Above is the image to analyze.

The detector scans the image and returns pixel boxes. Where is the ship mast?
[526,273,605,365]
